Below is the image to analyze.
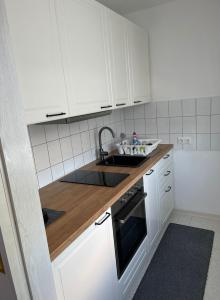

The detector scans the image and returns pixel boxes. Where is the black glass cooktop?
[60,170,129,187]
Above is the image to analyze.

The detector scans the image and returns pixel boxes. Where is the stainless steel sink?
[97,155,149,168]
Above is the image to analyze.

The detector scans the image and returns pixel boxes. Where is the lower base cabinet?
[53,150,174,300]
[52,210,120,300]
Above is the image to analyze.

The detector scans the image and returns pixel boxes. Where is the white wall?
[127,0,220,101]
[126,0,220,215]
[174,151,220,215]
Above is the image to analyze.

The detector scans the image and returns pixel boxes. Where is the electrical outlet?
[177,136,192,145]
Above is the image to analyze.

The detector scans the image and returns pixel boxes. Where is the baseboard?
[173,209,220,220]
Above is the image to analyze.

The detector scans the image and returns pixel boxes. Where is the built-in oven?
[111,178,147,279]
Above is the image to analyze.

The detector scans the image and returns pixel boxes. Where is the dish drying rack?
[116,139,161,156]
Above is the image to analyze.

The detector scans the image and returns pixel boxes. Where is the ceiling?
[97,0,175,15]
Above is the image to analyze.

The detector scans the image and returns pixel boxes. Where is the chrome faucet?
[98,126,115,161]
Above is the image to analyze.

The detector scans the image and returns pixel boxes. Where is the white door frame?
[0,0,57,298]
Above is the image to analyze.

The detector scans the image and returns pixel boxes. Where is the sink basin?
[97,155,149,168]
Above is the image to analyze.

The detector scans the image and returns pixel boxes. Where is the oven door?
[112,193,147,278]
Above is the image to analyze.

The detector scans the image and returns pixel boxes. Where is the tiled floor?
[169,210,220,300]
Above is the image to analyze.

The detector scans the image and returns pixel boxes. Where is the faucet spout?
[98,126,115,160]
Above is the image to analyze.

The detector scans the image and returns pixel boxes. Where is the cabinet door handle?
[116,103,126,107]
[134,100,143,104]
[100,105,112,109]
[95,212,111,226]
[163,154,170,159]
[164,170,171,177]
[146,169,154,176]
[46,112,66,118]
[165,186,172,193]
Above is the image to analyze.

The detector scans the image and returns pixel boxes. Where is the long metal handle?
[165,186,172,193]
[134,100,143,104]
[116,103,126,107]
[0,255,5,273]
[95,212,111,226]
[46,112,66,118]
[100,105,112,109]
[164,170,171,177]
[146,169,154,176]
[163,154,170,159]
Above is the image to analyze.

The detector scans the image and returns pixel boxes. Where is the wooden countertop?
[40,144,173,260]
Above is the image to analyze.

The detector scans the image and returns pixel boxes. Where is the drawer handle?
[163,154,170,159]
[146,169,154,176]
[116,103,126,107]
[95,212,111,226]
[134,100,143,104]
[101,105,112,109]
[165,186,172,193]
[164,171,171,177]
[46,112,66,118]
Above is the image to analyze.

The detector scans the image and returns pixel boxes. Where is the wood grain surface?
[40,144,173,260]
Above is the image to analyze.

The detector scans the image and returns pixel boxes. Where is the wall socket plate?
[177,136,192,145]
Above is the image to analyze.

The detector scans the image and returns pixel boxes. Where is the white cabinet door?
[53,210,119,300]
[144,168,160,248]
[106,10,131,109]
[56,0,112,116]
[5,0,69,124]
[127,21,151,106]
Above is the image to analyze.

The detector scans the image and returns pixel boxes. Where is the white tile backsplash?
[196,98,211,115]
[157,118,169,134]
[183,116,196,133]
[182,99,196,116]
[29,112,125,188]
[29,125,46,146]
[145,103,156,118]
[211,115,220,133]
[146,118,157,134]
[134,104,145,119]
[134,119,146,134]
[63,158,75,174]
[197,134,211,151]
[47,140,62,166]
[169,100,182,117]
[71,134,83,156]
[33,144,50,172]
[45,125,59,142]
[58,124,70,138]
[29,97,220,188]
[157,101,169,117]
[211,97,220,115]
[37,168,52,188]
[60,137,73,161]
[51,163,64,181]
[183,134,196,151]
[197,116,210,134]
[170,117,182,134]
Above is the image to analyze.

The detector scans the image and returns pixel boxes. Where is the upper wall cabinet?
[106,10,131,109]
[55,0,113,116]
[127,21,151,105]
[5,0,69,124]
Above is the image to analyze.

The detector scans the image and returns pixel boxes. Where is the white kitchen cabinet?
[106,10,131,109]
[5,0,69,124]
[56,0,113,117]
[144,167,160,248]
[127,21,151,105]
[53,210,120,300]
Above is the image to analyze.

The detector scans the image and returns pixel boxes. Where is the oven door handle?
[116,194,146,224]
